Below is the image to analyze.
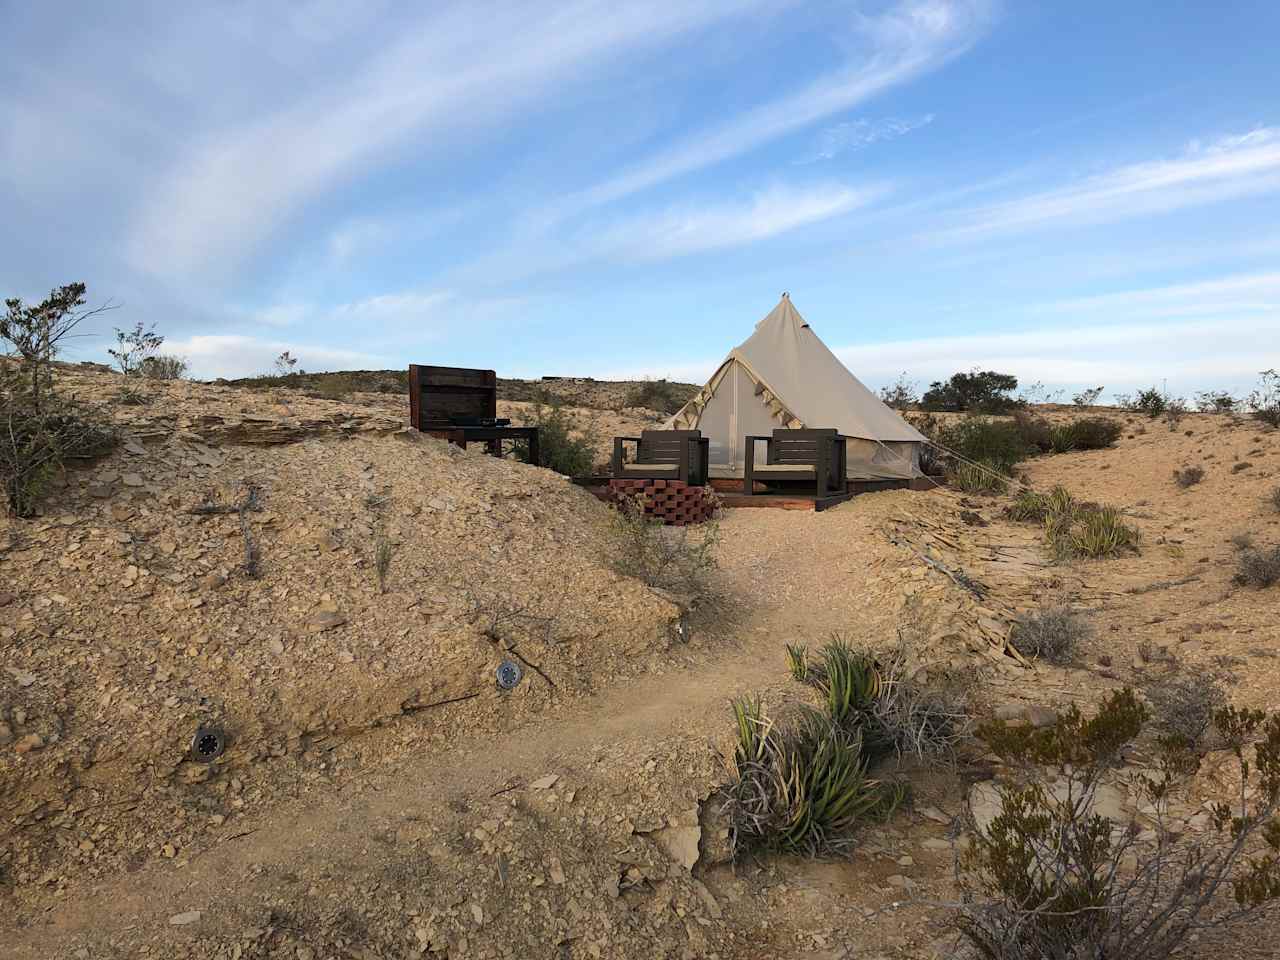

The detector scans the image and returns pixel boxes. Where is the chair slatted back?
[768,429,837,465]
[637,430,701,464]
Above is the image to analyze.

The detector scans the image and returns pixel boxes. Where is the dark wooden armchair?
[743,429,847,496]
[612,430,709,485]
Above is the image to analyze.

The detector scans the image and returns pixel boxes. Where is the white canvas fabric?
[666,295,926,479]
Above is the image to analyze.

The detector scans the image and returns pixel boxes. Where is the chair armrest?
[614,436,642,443]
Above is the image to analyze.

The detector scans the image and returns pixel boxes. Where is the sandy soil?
[2,373,1279,959]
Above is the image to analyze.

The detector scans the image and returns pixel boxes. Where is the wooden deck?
[717,491,853,511]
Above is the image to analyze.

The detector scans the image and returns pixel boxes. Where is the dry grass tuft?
[1172,465,1205,487]
[1011,606,1089,664]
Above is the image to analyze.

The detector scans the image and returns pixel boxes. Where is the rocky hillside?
[0,366,690,907]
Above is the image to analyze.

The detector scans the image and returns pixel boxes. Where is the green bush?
[1005,485,1138,561]
[1132,387,1167,418]
[1071,416,1122,449]
[1011,411,1054,453]
[948,460,1009,494]
[607,498,720,598]
[516,402,596,477]
[955,693,1280,960]
[921,370,1021,413]
[722,697,903,858]
[1,393,115,517]
[937,418,1032,472]
[139,355,188,380]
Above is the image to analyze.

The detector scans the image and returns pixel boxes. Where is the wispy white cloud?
[934,127,1280,239]
[586,182,884,262]
[799,114,935,163]
[553,0,988,216]
[1038,271,1280,319]
[123,1,772,281]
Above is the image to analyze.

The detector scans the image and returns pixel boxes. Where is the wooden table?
[424,425,539,465]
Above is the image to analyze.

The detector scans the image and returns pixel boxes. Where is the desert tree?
[2,282,115,414]
[108,321,164,376]
[274,350,300,377]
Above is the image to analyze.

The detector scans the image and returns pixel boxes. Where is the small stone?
[0,592,13,606]
[162,843,178,858]
[529,774,559,790]
[121,473,144,487]
[308,610,347,632]
[200,572,227,590]
[14,733,44,754]
[918,806,950,824]
[6,667,36,687]
[267,638,285,655]
[886,874,914,889]
[169,910,202,926]
[920,838,952,851]
[896,855,915,866]
[470,903,483,926]
[548,858,566,885]
[337,650,354,664]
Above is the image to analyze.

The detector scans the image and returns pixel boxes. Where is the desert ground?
[2,366,1279,959]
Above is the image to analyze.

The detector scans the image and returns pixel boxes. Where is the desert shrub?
[1070,505,1140,558]
[1145,674,1227,743]
[954,694,1280,960]
[1011,410,1054,453]
[870,625,974,763]
[1010,606,1088,664]
[1233,545,1280,588]
[108,321,164,376]
[1071,416,1122,449]
[1072,386,1104,407]
[1129,387,1167,418]
[1010,487,1139,562]
[624,378,684,414]
[139,355,188,380]
[1195,389,1237,414]
[1047,424,1076,454]
[1247,369,1280,427]
[1268,486,1280,512]
[878,372,919,410]
[515,402,596,477]
[1163,396,1187,430]
[607,499,719,597]
[1,382,115,517]
[921,370,1021,413]
[722,697,903,858]
[937,418,1032,472]
[1005,488,1050,522]
[1172,464,1205,487]
[948,460,1008,494]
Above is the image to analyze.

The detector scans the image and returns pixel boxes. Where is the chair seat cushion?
[621,463,679,474]
[752,463,816,475]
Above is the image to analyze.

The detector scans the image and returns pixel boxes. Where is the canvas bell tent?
[665,294,926,480]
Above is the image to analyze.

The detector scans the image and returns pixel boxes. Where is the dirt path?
[4,494,946,959]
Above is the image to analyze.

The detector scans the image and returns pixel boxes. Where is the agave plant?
[814,637,880,726]
[785,643,809,682]
[1049,423,1079,454]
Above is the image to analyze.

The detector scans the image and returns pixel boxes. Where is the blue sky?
[3,1,1279,400]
